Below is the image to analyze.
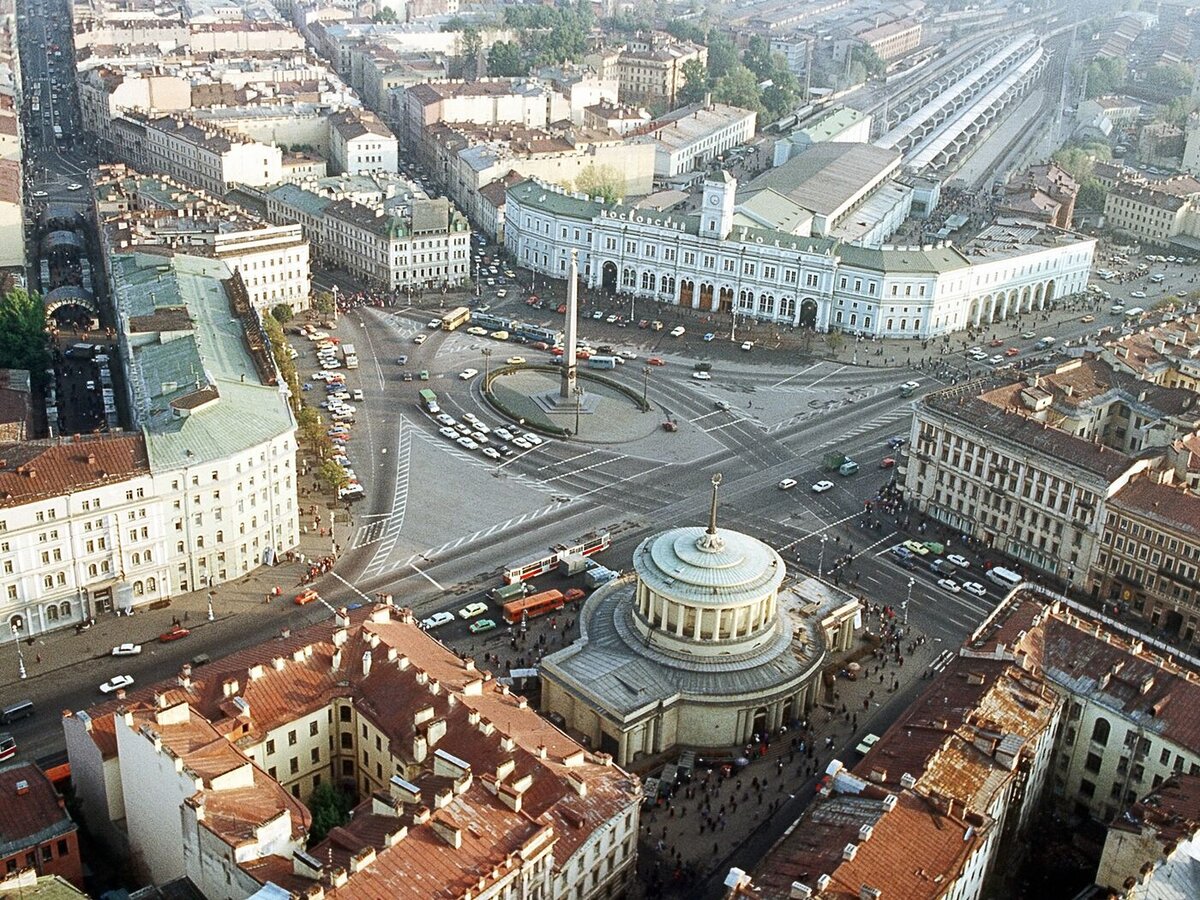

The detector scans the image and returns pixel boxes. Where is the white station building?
[505,173,1096,338]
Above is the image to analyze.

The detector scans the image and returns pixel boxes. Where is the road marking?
[803,363,847,391]
[575,462,671,500]
[537,448,601,471]
[409,563,444,590]
[536,454,626,484]
[687,409,724,424]
[770,362,821,389]
[358,423,413,573]
[702,417,753,433]
[330,571,373,602]
[386,502,568,574]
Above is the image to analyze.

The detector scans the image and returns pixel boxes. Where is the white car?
[962,581,988,598]
[420,611,455,630]
[691,371,712,381]
[454,423,472,435]
[1130,290,1146,299]
[352,390,364,401]
[494,427,514,442]
[506,356,526,365]
[467,326,488,336]
[470,431,490,444]
[811,480,834,493]
[990,355,1004,365]
[482,447,501,460]
[473,423,491,435]
[100,674,135,694]
[436,414,456,427]
[439,426,459,439]
[459,602,488,619]
[741,341,754,351]
[463,413,481,425]
[522,433,543,446]
[427,319,442,329]
[606,314,618,323]
[459,368,479,380]
[619,350,638,359]
[111,643,142,656]
[946,554,970,569]
[778,478,798,490]
[512,437,532,450]
[900,380,920,392]
[32,189,48,198]
[457,437,479,450]
[66,182,82,191]
[497,290,508,298]
[413,334,427,345]
[937,578,961,594]
[670,326,686,338]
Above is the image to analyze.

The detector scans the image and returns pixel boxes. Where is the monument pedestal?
[530,389,602,416]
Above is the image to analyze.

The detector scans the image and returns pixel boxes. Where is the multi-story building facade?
[64,604,640,900]
[130,115,284,196]
[902,357,1200,584]
[328,108,398,175]
[0,252,299,637]
[399,78,583,149]
[614,33,706,109]
[630,102,757,179]
[0,762,84,888]
[1104,175,1200,247]
[855,18,923,61]
[266,183,470,289]
[95,165,311,312]
[505,174,1094,338]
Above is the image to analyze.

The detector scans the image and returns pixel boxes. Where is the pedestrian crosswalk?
[356,423,413,577]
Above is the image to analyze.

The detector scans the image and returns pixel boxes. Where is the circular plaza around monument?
[484,365,656,442]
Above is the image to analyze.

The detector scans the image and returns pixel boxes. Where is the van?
[1150,274,1165,284]
[641,777,661,808]
[985,566,1022,589]
[0,699,33,725]
[838,460,859,476]
[930,558,958,577]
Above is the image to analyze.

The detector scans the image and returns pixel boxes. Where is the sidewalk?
[0,498,354,692]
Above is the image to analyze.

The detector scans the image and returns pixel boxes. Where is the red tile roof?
[0,762,77,858]
[0,435,149,508]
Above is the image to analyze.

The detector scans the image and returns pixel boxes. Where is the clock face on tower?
[708,194,720,206]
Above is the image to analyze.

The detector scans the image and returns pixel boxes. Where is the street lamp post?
[818,535,828,579]
[10,623,25,680]
[641,365,651,410]
[904,578,914,625]
[573,385,583,437]
[481,348,493,383]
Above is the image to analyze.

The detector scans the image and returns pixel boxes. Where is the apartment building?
[1104,175,1200,247]
[1095,775,1200,897]
[855,18,923,61]
[95,165,311,312]
[998,162,1079,230]
[741,636,1061,899]
[614,33,706,109]
[902,357,1200,584]
[328,108,398,175]
[630,101,757,179]
[1102,315,1200,391]
[428,121,656,224]
[266,183,470,289]
[0,762,84,888]
[63,604,640,900]
[134,115,284,196]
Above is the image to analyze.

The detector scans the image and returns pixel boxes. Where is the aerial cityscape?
[2,0,1200,897]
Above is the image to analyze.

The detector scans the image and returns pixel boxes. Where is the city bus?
[985,566,1022,590]
[502,530,612,584]
[502,589,565,624]
[588,355,618,369]
[472,311,514,331]
[341,343,359,369]
[418,388,439,412]
[514,323,561,344]
[442,306,471,331]
[489,582,526,603]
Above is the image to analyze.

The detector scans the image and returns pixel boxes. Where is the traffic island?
[483,365,656,442]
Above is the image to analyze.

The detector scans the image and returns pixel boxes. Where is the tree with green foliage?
[666,20,706,43]
[271,303,293,324]
[1143,62,1193,93]
[574,164,625,204]
[607,11,651,33]
[372,5,397,23]
[1052,144,1110,182]
[761,80,799,123]
[1159,96,1195,128]
[849,45,885,79]
[487,40,526,77]
[678,57,710,106]
[317,459,350,491]
[713,64,764,115]
[307,783,354,845]
[261,313,300,413]
[455,26,483,79]
[742,36,775,81]
[312,291,335,317]
[705,30,739,81]
[1078,177,1108,210]
[1084,57,1126,98]
[0,288,48,384]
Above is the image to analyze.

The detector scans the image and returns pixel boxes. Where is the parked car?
[469,618,497,633]
[459,602,488,619]
[937,578,961,594]
[111,643,142,656]
[100,674,135,694]
[946,554,971,569]
[420,611,454,630]
[158,625,190,642]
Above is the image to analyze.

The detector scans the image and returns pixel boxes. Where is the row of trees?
[0,288,49,386]
[1051,143,1112,210]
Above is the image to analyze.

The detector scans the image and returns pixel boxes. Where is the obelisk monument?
[560,250,579,400]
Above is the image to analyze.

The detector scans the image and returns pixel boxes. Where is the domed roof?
[634,525,785,608]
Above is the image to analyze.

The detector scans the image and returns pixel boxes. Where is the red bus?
[503,589,565,624]
[0,733,15,763]
[503,531,611,584]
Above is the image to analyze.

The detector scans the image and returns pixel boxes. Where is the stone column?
[560,251,579,400]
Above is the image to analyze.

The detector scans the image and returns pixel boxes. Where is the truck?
[557,553,589,576]
[418,388,439,413]
[583,565,618,589]
[52,124,62,141]
[489,582,526,603]
[341,343,359,369]
[824,453,862,475]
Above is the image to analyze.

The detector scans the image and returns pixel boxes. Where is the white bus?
[985,566,1022,590]
[341,343,359,369]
